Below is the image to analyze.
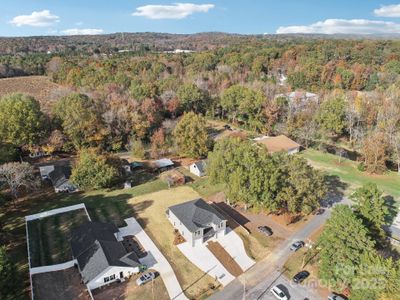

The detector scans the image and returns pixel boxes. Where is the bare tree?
[0,162,39,206]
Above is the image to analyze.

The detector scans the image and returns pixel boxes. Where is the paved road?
[209,197,351,300]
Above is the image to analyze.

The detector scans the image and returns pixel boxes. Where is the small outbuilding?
[39,163,77,193]
[254,135,301,155]
[161,169,186,187]
[189,160,207,177]
[152,158,174,172]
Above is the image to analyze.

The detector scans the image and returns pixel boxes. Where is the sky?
[2,1,400,36]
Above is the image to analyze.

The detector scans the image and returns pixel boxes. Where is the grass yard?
[189,177,225,198]
[93,273,169,300]
[302,149,400,199]
[127,186,220,299]
[0,178,168,298]
[27,209,89,267]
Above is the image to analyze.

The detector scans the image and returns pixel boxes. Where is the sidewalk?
[119,218,188,300]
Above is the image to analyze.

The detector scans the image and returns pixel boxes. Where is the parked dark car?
[290,241,305,251]
[313,208,325,215]
[257,226,273,236]
[293,270,310,283]
[223,124,232,130]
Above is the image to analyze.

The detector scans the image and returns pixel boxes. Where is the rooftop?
[255,135,300,153]
[168,199,226,232]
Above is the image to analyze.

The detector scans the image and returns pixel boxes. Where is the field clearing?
[301,149,400,200]
[27,208,89,267]
[0,75,69,112]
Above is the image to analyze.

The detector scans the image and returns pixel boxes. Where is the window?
[103,274,116,283]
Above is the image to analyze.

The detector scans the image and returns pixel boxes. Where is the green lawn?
[27,209,89,267]
[301,149,400,200]
[0,178,168,298]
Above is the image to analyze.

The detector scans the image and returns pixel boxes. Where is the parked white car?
[136,272,155,286]
[270,285,288,300]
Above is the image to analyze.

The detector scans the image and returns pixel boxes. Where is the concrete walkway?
[119,218,188,300]
[218,228,255,271]
[177,241,235,286]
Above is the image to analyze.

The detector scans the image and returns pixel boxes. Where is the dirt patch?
[207,241,243,277]
[32,267,91,300]
[92,273,169,300]
[0,76,71,113]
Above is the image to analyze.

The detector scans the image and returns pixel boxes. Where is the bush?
[357,162,366,172]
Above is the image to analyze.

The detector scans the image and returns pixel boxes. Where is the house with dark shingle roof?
[39,163,77,193]
[166,199,227,247]
[71,222,140,290]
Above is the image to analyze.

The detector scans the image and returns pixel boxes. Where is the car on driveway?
[136,272,156,286]
[328,294,346,300]
[270,285,288,300]
[257,226,273,236]
[293,270,310,283]
[290,241,305,251]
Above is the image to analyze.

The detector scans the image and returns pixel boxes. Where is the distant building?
[275,91,318,109]
[189,160,207,177]
[254,135,301,155]
[166,199,227,247]
[39,163,77,193]
[71,222,141,290]
[152,158,174,172]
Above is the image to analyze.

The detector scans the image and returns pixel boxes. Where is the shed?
[189,160,207,177]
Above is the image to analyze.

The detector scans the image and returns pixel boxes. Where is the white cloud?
[132,3,215,19]
[374,4,400,17]
[10,10,60,27]
[61,28,104,35]
[276,19,400,34]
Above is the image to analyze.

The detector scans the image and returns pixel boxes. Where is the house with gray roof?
[189,160,207,177]
[71,222,140,290]
[166,199,227,247]
[39,163,77,193]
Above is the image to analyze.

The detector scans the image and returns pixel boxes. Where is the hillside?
[0,76,69,112]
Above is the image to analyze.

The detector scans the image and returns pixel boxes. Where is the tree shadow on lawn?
[322,175,348,208]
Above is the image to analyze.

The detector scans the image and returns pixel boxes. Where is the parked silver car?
[136,272,156,286]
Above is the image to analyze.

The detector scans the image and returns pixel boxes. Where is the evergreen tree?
[317,205,375,288]
[0,246,20,300]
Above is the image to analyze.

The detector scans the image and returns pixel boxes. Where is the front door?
[120,271,124,279]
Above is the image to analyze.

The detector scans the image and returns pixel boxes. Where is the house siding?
[87,265,139,290]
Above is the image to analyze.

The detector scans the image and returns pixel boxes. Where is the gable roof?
[153,158,174,169]
[71,222,140,283]
[168,199,226,232]
[192,160,207,174]
[48,165,72,188]
[255,135,300,153]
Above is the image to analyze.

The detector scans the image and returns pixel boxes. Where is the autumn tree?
[173,112,210,158]
[71,149,117,190]
[131,138,146,159]
[316,96,347,136]
[150,128,169,158]
[362,131,388,174]
[53,93,106,149]
[0,162,39,205]
[177,83,207,113]
[0,93,46,147]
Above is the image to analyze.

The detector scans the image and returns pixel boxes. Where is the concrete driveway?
[177,241,235,286]
[119,218,188,300]
[218,228,255,271]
